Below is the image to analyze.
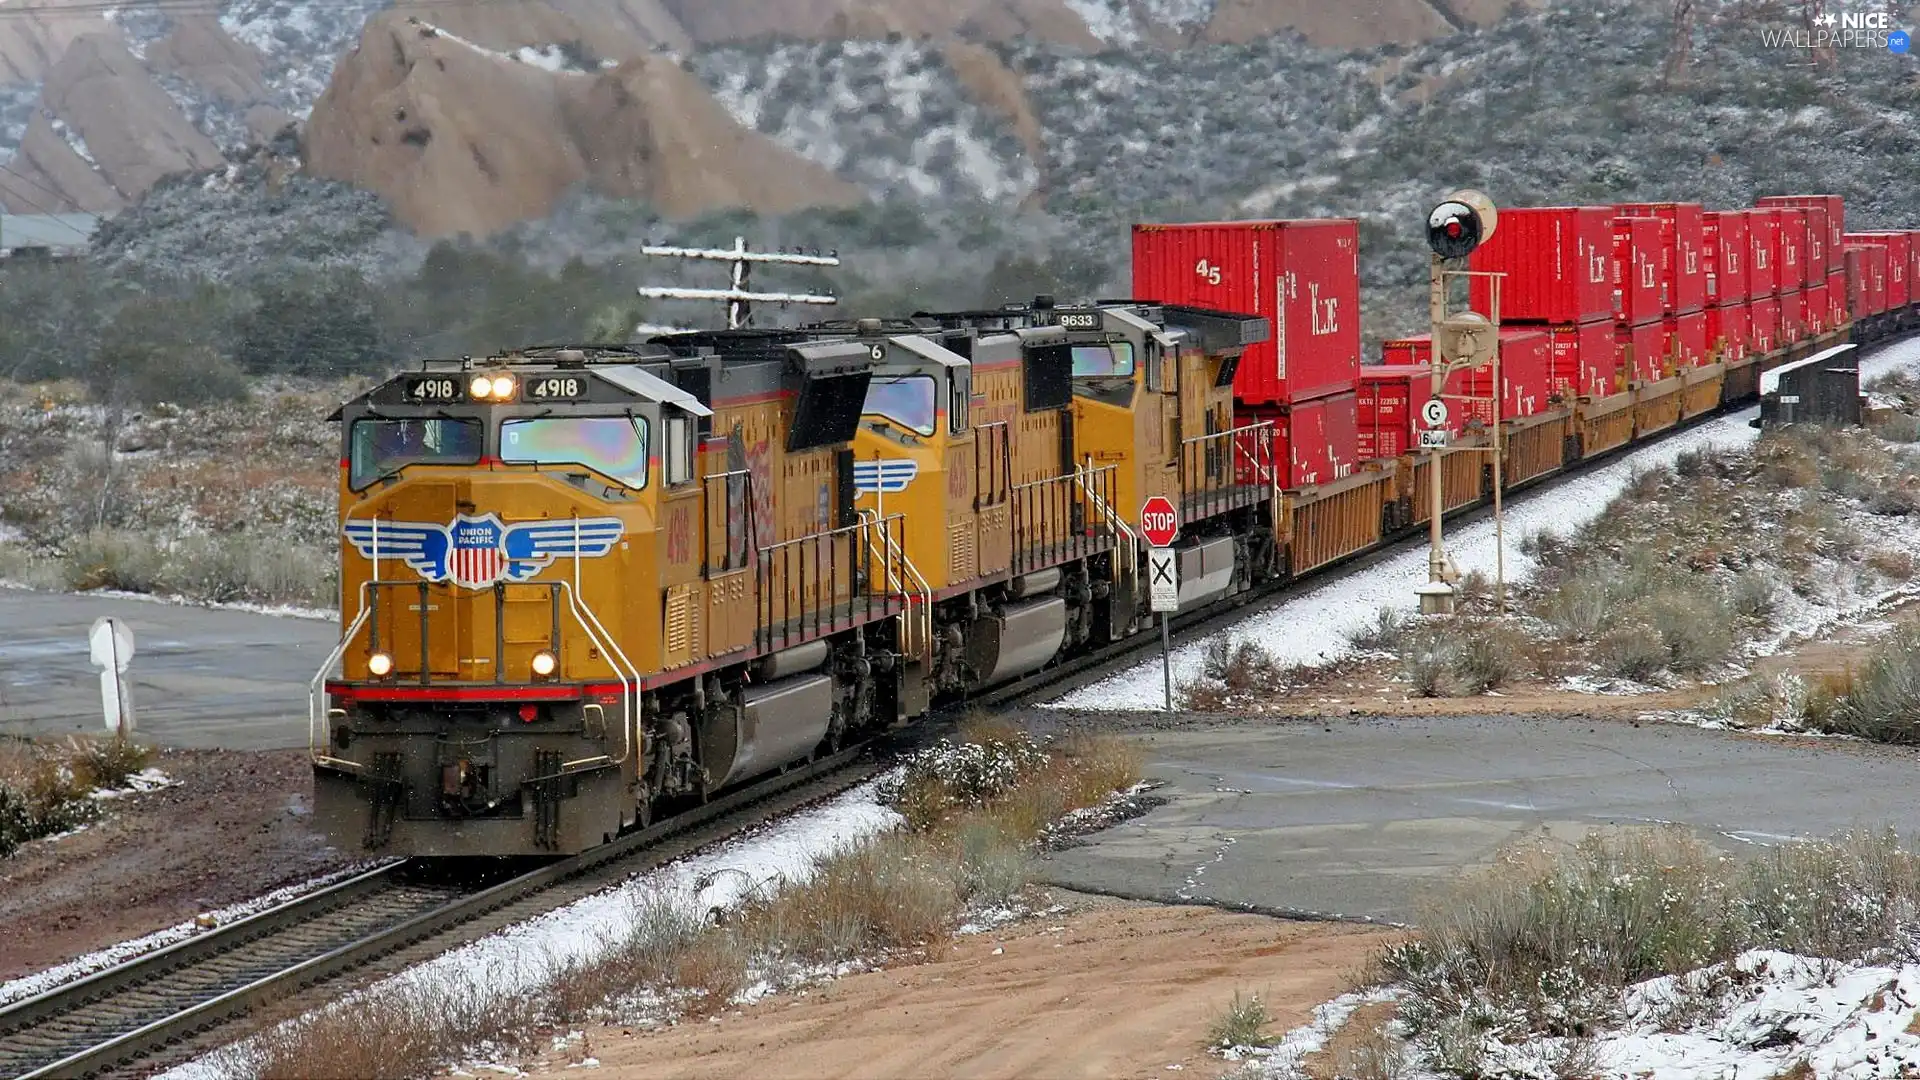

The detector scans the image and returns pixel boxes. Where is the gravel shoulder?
[0,747,356,981]
[520,891,1395,1080]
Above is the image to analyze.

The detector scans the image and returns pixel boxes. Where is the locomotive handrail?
[570,524,638,767]
[857,510,932,661]
[1074,460,1135,587]
[309,581,374,767]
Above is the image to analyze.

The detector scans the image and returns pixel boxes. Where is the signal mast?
[636,236,841,332]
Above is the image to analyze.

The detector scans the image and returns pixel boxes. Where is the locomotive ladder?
[1075,459,1138,593]
[859,509,933,663]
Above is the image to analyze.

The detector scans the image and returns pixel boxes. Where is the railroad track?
[0,353,1878,1080]
[0,745,884,1080]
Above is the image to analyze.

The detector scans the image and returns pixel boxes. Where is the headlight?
[367,651,394,677]
[531,651,557,678]
[490,375,516,400]
[469,375,492,400]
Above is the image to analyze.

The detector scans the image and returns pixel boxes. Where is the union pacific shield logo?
[343,514,625,590]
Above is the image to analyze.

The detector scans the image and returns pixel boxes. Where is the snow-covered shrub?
[877,734,1048,829]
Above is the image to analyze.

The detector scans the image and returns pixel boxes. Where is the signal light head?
[1426,190,1498,260]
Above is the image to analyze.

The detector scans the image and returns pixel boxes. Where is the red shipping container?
[1132,219,1360,407]
[1618,320,1666,384]
[1281,392,1356,488]
[1669,309,1709,368]
[1707,303,1749,363]
[1537,319,1617,399]
[1468,206,1614,324]
[1748,210,1781,297]
[1750,295,1778,354]
[1909,231,1920,304]
[1849,233,1913,309]
[1703,211,1749,305]
[1753,207,1807,294]
[1379,330,1554,424]
[1826,270,1847,328]
[1756,195,1844,272]
[1357,365,1421,458]
[1844,247,1869,319]
[1766,290,1797,343]
[1801,207,1829,287]
[1864,243,1890,315]
[1802,284,1827,336]
[1618,202,1706,313]
[1612,216,1663,326]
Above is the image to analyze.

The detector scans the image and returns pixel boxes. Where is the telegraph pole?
[637,236,841,330]
[1418,191,1503,616]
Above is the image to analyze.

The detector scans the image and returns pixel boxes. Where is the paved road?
[0,589,338,750]
[1041,715,1920,925]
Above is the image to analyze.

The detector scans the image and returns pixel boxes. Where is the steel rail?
[0,745,880,1080]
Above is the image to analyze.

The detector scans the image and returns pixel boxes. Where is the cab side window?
[666,414,695,486]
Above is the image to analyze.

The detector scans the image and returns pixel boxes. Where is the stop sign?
[1139,496,1179,548]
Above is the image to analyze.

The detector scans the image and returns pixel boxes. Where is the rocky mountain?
[0,0,1538,221]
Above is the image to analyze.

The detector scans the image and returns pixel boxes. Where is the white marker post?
[1140,496,1180,712]
[88,616,136,736]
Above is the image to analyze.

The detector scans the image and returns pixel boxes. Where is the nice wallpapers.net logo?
[1759,11,1911,52]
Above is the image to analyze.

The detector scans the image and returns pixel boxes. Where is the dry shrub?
[1329,1021,1412,1080]
[1209,990,1273,1049]
[1398,616,1535,697]
[66,734,151,791]
[1816,624,1920,743]
[238,971,541,1080]
[63,529,167,593]
[739,832,961,962]
[1385,827,1920,1052]
[1178,638,1305,710]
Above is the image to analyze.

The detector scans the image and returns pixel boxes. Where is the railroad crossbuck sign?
[87,616,135,734]
[1148,548,1178,613]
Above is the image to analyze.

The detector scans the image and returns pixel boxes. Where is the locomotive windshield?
[862,375,937,436]
[1070,342,1135,378]
[501,416,651,489]
[348,417,484,489]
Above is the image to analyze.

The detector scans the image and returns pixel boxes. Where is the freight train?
[312,193,1920,858]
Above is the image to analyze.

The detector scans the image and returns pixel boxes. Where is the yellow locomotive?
[312,299,1274,857]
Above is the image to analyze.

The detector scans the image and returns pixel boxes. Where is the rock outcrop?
[2,32,225,213]
[302,14,862,237]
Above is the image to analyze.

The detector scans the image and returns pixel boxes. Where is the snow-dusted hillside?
[693,40,1040,204]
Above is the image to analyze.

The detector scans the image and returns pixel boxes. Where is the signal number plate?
[526,376,588,401]
[404,375,462,403]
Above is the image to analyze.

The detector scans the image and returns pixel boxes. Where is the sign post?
[1141,497,1180,712]
[87,616,136,736]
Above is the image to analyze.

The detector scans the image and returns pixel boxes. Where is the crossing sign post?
[1141,497,1180,711]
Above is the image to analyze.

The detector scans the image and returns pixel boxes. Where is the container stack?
[1619,202,1708,376]
[1759,195,1844,341]
[1131,219,1362,489]
[1702,209,1751,363]
[1463,206,1619,400]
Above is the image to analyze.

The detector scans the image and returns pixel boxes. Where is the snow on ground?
[1055,411,1762,710]
[155,780,902,1080]
[1059,339,1920,712]
[1470,950,1920,1080]
[1227,988,1401,1076]
[0,863,388,1007]
[0,581,338,622]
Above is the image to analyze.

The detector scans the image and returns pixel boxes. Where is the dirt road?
[524,899,1394,1080]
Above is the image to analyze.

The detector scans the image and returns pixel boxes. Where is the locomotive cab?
[316,352,720,856]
